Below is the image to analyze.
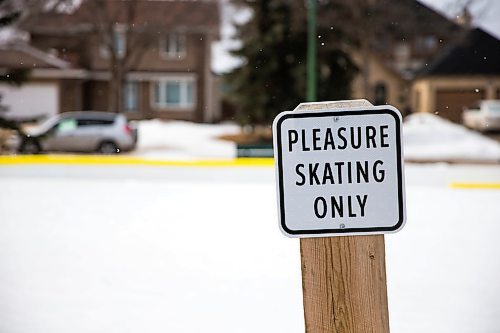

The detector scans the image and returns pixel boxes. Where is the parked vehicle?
[18,112,138,154]
[462,100,500,131]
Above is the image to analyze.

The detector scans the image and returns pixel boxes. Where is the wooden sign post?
[273,100,405,333]
[301,236,389,332]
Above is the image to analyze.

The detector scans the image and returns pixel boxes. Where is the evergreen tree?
[0,0,34,88]
[225,0,357,126]
[0,0,21,86]
[0,0,28,131]
[0,0,20,28]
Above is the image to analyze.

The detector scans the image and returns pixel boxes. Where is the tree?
[446,0,491,27]
[18,0,157,114]
[78,0,158,113]
[0,0,26,88]
[0,0,68,118]
[0,0,27,132]
[225,0,357,126]
[0,0,20,27]
[0,0,70,139]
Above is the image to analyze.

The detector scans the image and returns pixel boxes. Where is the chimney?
[455,5,472,28]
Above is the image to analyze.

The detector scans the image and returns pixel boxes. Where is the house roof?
[0,42,71,69]
[419,28,500,76]
[22,0,220,35]
[373,0,460,40]
[360,0,463,80]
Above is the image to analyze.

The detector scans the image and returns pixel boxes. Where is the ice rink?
[1,163,500,332]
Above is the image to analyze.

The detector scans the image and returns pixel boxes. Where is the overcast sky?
[419,0,500,38]
[212,0,500,74]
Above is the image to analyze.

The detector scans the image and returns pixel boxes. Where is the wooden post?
[296,100,390,333]
[300,236,390,333]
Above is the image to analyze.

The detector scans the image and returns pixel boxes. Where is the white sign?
[273,103,406,237]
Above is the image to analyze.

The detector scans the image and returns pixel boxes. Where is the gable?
[420,28,500,76]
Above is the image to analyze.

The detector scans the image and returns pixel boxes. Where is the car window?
[77,118,115,126]
[36,115,60,133]
[57,118,77,132]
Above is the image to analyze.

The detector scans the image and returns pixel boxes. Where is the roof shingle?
[420,28,500,76]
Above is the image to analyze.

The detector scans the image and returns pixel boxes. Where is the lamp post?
[307,0,317,102]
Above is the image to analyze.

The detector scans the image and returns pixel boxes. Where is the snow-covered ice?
[0,170,302,333]
[0,163,499,333]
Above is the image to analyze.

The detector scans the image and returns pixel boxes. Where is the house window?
[100,25,126,59]
[394,42,410,61]
[425,36,437,49]
[160,33,186,59]
[123,81,139,112]
[415,35,437,51]
[152,78,195,109]
[114,29,126,58]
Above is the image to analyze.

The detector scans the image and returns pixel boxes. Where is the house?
[0,0,220,123]
[350,0,463,115]
[351,52,410,113]
[412,28,500,122]
[0,42,72,122]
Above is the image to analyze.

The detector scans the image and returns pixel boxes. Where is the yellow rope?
[0,155,274,168]
[450,183,500,190]
[4,157,499,189]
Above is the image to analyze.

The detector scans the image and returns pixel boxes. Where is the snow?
[403,113,500,163]
[0,169,303,333]
[130,114,500,163]
[0,164,500,332]
[132,120,240,160]
[386,184,500,332]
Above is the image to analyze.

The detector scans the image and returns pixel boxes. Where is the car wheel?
[97,141,119,154]
[19,139,41,154]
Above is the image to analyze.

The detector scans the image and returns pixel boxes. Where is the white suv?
[19,112,138,154]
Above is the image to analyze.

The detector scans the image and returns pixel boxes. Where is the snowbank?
[130,115,500,163]
[403,113,500,163]
[132,120,240,160]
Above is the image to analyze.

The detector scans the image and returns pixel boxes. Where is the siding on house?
[351,53,410,114]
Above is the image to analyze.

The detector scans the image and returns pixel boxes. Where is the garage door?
[0,82,59,121]
[435,89,485,123]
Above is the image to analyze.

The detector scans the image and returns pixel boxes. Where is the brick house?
[0,0,220,122]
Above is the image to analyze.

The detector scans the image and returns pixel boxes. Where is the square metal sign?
[272,104,406,237]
